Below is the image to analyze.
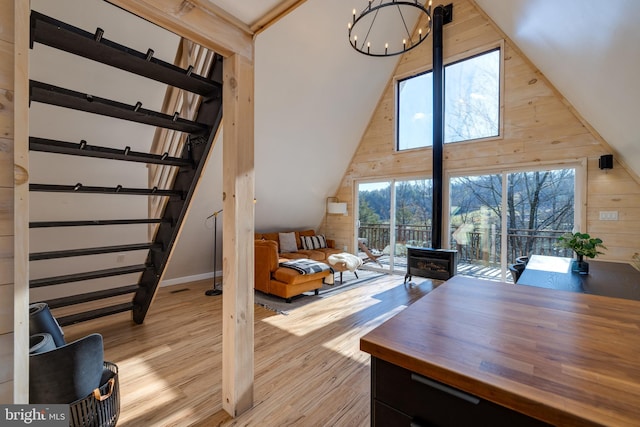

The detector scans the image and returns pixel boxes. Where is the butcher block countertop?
[360,275,640,426]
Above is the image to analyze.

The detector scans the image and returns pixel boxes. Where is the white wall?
[253,0,397,232]
[163,131,223,282]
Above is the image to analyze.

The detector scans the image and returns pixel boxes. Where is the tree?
[452,169,575,261]
[358,198,381,224]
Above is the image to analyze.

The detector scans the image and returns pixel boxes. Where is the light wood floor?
[63,273,440,427]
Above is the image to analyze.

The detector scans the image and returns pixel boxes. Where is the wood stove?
[404,246,457,282]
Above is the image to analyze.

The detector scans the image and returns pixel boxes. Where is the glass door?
[394,179,433,274]
[357,182,391,272]
[449,174,502,280]
[357,179,434,274]
[449,166,577,282]
[505,169,575,262]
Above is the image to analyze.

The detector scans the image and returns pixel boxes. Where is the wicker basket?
[69,361,120,427]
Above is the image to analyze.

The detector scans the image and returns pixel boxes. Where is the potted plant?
[556,232,606,274]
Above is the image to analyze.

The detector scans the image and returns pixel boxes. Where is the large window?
[397,49,500,150]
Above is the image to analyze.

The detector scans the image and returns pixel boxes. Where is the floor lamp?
[205,209,223,296]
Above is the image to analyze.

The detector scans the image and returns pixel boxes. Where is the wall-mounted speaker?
[599,154,613,170]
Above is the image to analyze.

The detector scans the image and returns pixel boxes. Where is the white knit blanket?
[327,253,363,272]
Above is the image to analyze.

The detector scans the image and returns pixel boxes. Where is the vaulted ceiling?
[31,0,640,280]
[204,0,640,232]
[475,0,640,177]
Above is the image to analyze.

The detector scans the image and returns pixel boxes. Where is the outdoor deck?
[359,254,508,283]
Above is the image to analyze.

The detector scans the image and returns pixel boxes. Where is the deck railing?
[358,223,573,265]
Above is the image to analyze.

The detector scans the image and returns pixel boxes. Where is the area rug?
[255,269,385,314]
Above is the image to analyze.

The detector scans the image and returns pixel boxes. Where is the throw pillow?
[278,232,298,253]
[301,234,327,250]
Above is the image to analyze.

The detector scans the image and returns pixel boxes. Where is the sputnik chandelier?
[348,0,432,57]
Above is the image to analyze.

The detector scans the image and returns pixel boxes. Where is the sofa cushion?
[314,248,343,258]
[295,250,326,261]
[279,251,320,261]
[278,232,298,253]
[256,232,279,242]
[255,240,279,271]
[301,234,327,250]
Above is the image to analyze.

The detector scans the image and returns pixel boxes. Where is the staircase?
[28,11,223,325]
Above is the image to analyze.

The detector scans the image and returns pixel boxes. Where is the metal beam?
[30,183,182,197]
[431,4,453,250]
[30,218,167,228]
[30,137,191,166]
[31,11,221,95]
[30,80,209,134]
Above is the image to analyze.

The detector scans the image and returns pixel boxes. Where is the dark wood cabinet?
[371,358,550,427]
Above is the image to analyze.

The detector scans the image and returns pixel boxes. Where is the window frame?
[443,158,587,281]
[395,42,504,152]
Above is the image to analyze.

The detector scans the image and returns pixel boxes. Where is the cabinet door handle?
[410,373,480,405]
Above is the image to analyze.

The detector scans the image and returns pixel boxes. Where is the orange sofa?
[254,230,342,302]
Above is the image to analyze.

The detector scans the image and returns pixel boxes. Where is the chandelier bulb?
[348,0,433,57]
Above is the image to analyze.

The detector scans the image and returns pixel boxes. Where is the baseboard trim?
[160,271,220,287]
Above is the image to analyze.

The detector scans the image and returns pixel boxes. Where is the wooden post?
[12,0,31,403]
[106,0,253,59]
[221,52,255,416]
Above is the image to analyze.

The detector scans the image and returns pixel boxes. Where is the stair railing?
[148,39,215,232]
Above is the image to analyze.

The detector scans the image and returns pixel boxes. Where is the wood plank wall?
[0,0,15,403]
[326,0,640,262]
